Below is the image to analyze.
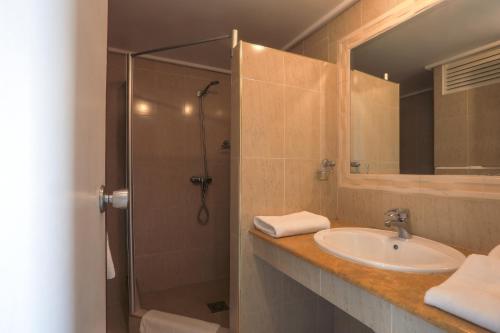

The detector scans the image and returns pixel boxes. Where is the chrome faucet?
[384,208,411,239]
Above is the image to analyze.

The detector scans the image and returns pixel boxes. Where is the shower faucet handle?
[190,176,213,185]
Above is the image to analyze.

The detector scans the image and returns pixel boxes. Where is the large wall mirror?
[350,0,500,176]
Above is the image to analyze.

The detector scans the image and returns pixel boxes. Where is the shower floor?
[140,278,229,328]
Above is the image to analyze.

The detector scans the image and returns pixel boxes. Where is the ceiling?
[108,0,348,70]
[351,0,500,96]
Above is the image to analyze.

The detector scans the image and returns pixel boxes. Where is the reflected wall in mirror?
[350,0,500,176]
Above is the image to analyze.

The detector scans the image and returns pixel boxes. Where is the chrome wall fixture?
[124,29,239,315]
[99,186,129,213]
[191,80,220,225]
[317,159,336,180]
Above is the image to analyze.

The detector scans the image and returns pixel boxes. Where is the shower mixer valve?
[190,176,213,186]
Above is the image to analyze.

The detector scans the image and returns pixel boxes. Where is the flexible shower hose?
[196,92,210,225]
[197,181,210,225]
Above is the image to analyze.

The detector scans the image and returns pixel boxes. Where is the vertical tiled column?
[232,42,339,333]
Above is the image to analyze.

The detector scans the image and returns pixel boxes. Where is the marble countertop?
[249,221,490,333]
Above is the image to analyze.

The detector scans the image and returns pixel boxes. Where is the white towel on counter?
[424,254,500,332]
[253,211,330,238]
[140,310,221,333]
[106,234,116,280]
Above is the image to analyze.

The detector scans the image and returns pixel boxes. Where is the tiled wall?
[434,66,500,175]
[231,42,341,333]
[289,0,406,63]
[351,70,400,174]
[338,187,500,253]
[400,90,434,175]
[292,0,500,255]
[105,53,231,331]
[131,58,230,293]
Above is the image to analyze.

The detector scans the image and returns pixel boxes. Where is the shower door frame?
[125,31,238,315]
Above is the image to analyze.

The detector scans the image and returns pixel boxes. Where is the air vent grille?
[443,46,500,95]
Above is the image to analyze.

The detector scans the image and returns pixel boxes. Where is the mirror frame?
[338,0,500,199]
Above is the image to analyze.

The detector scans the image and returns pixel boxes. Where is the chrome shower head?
[197,80,220,97]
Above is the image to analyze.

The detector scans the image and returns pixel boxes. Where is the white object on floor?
[489,244,500,259]
[106,234,116,280]
[254,211,330,238]
[424,254,500,332]
[140,310,221,333]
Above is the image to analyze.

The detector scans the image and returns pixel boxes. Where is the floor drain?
[207,301,229,313]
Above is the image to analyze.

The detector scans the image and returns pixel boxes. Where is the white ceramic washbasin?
[314,228,465,273]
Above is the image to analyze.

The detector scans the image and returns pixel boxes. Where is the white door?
[0,1,108,332]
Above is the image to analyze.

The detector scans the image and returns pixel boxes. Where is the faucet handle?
[398,209,409,221]
[384,208,411,239]
[384,208,401,217]
[385,208,408,215]
[384,208,409,224]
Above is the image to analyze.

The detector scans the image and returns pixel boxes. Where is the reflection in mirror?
[350,0,500,176]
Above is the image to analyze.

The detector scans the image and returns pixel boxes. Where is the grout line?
[241,75,321,93]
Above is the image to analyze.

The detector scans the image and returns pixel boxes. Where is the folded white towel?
[489,245,500,260]
[106,234,116,280]
[140,310,220,333]
[254,211,330,238]
[424,254,500,332]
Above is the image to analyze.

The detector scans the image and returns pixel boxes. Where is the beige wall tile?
[351,70,400,173]
[251,234,281,268]
[239,254,284,316]
[303,26,330,62]
[338,188,500,254]
[126,57,231,294]
[468,83,500,167]
[328,39,339,64]
[320,269,391,333]
[304,40,329,62]
[285,86,321,159]
[434,115,468,167]
[361,0,405,24]
[241,42,284,84]
[284,159,321,214]
[391,306,445,333]
[265,243,322,296]
[304,25,329,47]
[229,233,239,331]
[241,158,285,231]
[239,308,282,333]
[135,252,183,292]
[237,43,340,333]
[447,197,500,253]
[329,2,362,42]
[241,79,284,158]
[284,53,322,91]
[320,174,337,220]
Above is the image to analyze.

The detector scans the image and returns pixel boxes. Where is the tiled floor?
[140,278,230,328]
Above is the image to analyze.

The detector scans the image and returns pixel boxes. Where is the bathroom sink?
[314,228,465,273]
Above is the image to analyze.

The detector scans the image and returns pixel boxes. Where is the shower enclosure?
[123,32,237,329]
